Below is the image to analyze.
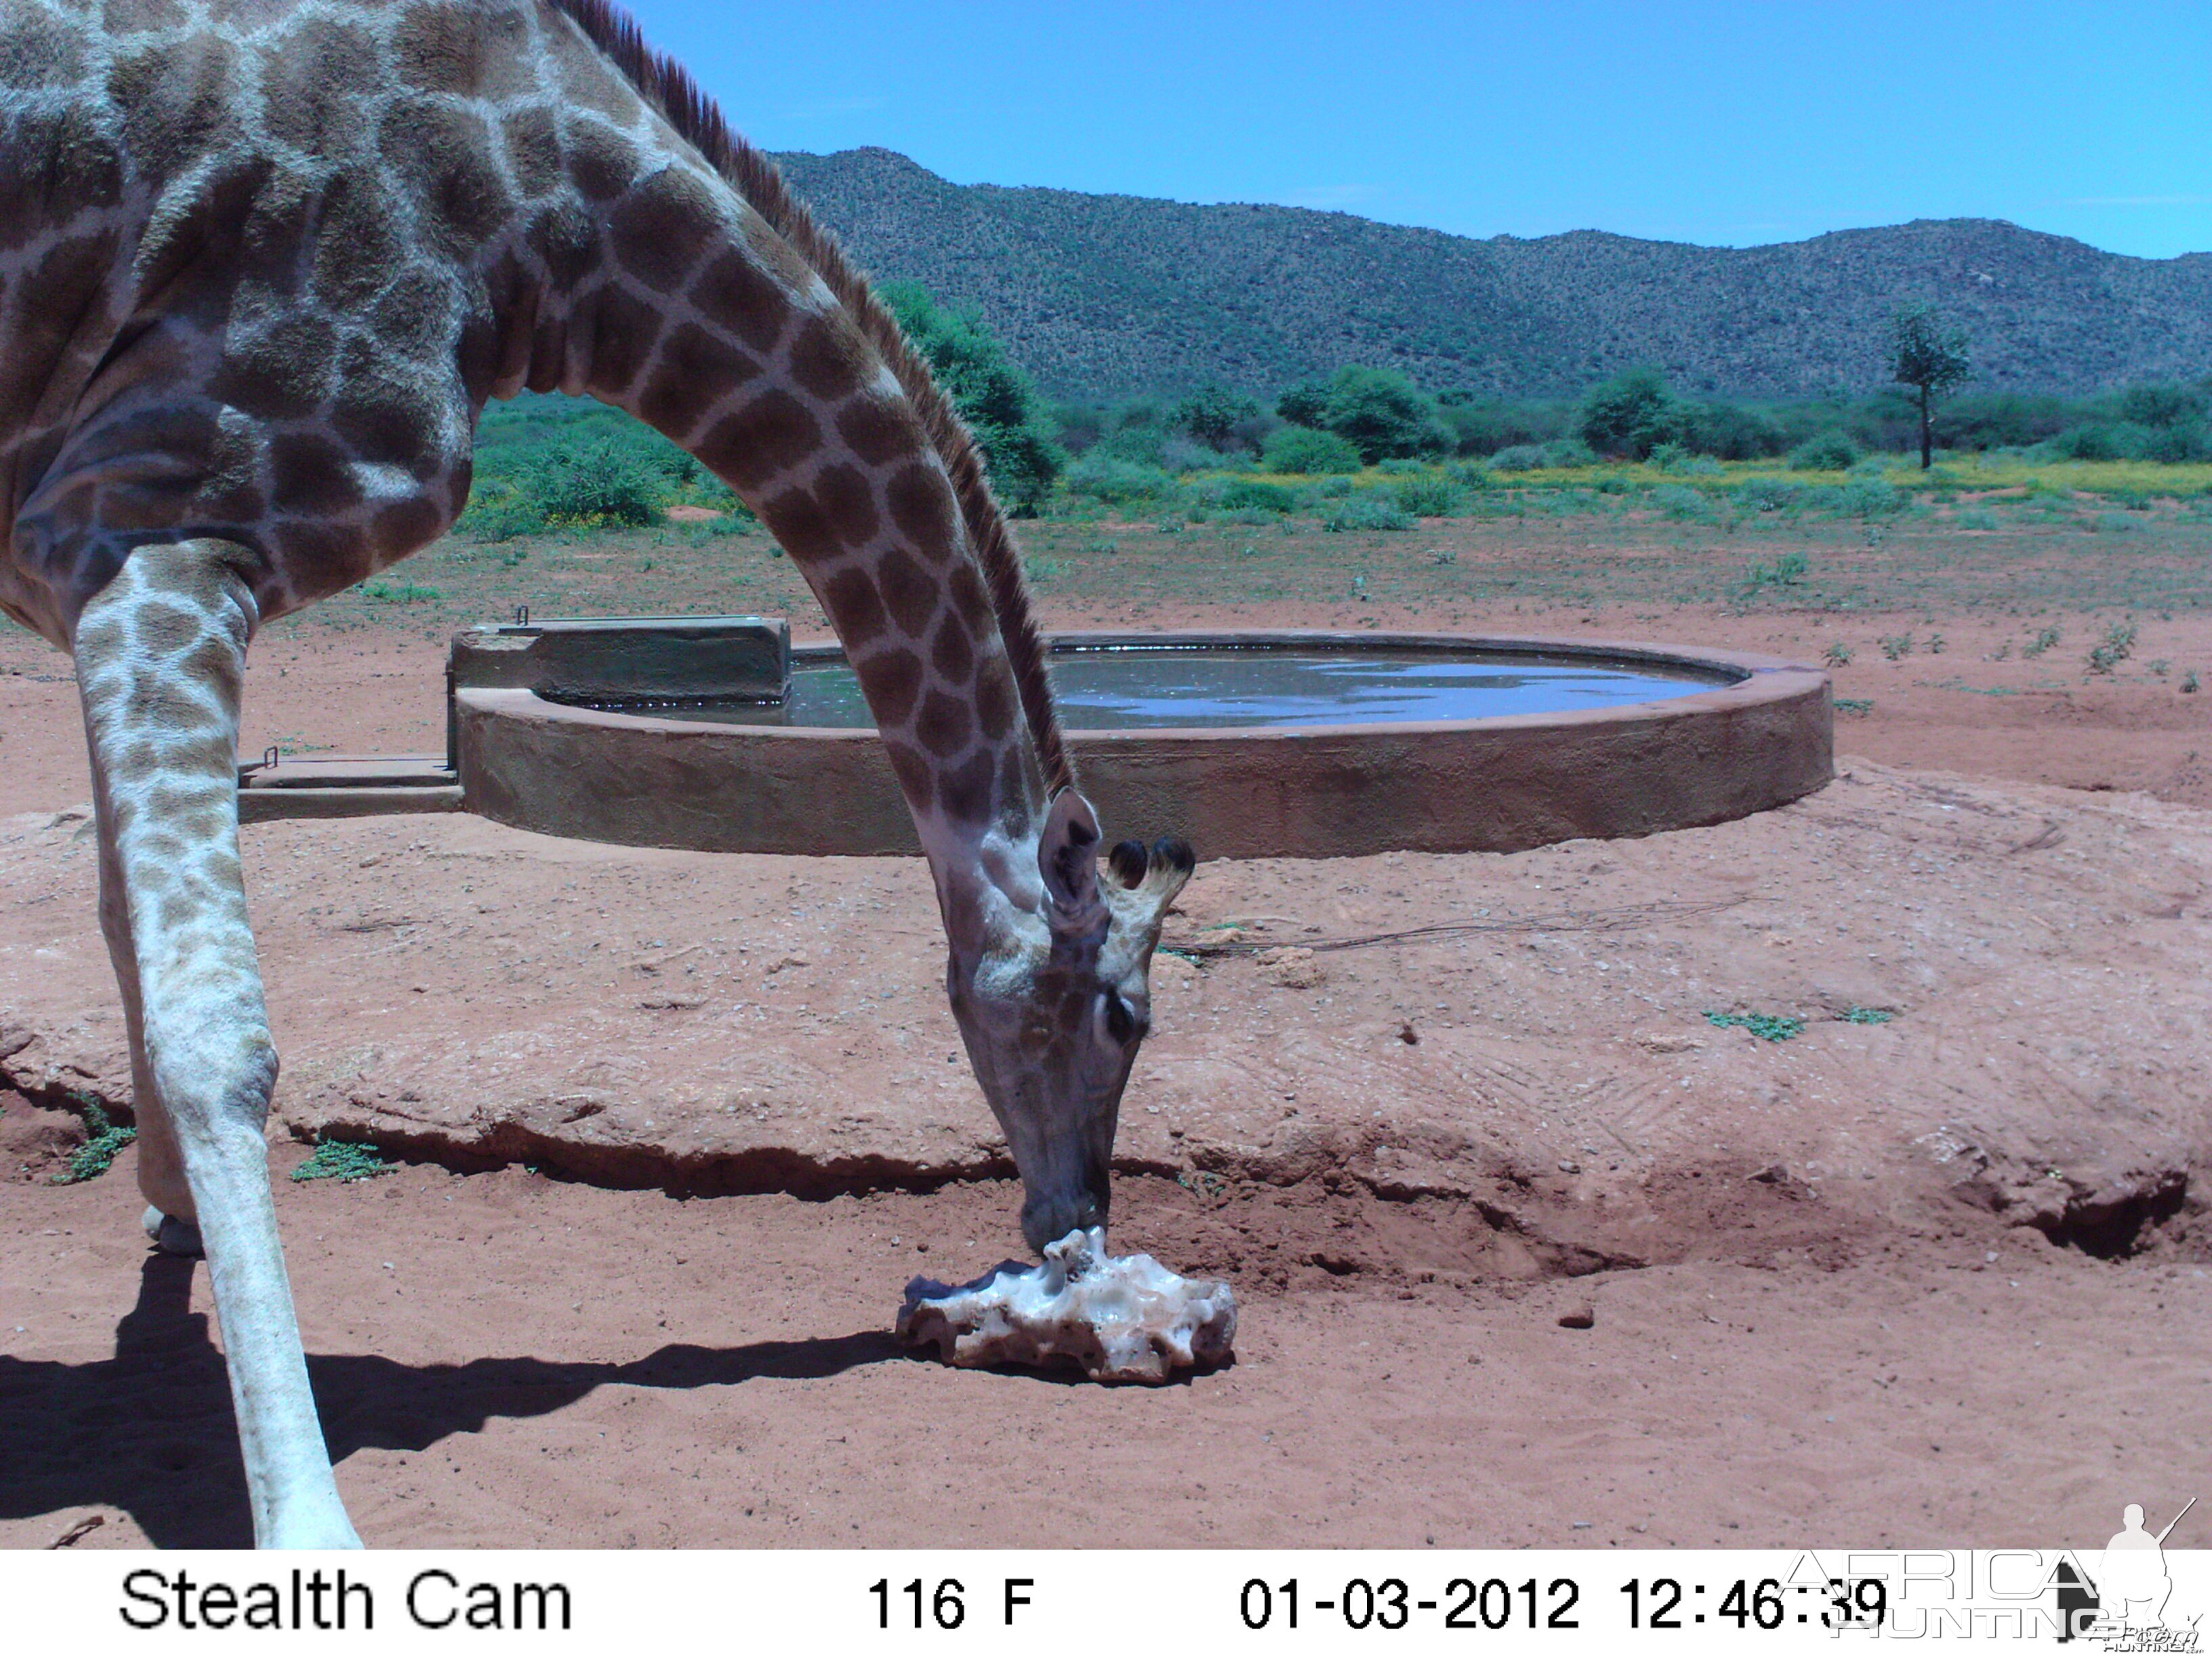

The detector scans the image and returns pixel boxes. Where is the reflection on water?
[562,648,1733,731]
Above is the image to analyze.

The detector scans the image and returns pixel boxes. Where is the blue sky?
[619,1,2210,260]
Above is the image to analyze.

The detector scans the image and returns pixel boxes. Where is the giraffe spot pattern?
[929,612,975,687]
[2,0,1054,851]
[854,645,924,727]
[697,389,819,491]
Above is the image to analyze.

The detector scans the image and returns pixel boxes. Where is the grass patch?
[359,580,441,604]
[1842,1007,1895,1025]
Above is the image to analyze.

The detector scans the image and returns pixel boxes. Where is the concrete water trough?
[449,617,1832,859]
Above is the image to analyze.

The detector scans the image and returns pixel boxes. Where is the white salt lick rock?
[897,1227,1237,1384]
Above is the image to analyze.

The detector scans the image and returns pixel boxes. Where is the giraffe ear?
[1038,790,1102,916]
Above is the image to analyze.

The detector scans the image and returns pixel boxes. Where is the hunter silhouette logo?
[2059,1497,2200,1648]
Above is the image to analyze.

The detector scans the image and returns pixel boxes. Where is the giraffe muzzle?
[1019,1151,1112,1255]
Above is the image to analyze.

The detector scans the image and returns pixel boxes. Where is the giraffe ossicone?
[2,0,1219,1547]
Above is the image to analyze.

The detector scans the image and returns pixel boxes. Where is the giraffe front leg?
[73,541,360,1550]
[90,809,203,1254]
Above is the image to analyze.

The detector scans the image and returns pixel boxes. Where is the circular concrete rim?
[455,630,1834,859]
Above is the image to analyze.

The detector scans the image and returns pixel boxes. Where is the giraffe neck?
[482,39,1059,922]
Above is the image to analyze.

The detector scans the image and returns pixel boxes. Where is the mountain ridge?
[771,146,2212,402]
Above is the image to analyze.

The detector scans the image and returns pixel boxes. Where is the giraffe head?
[947,791,1195,1254]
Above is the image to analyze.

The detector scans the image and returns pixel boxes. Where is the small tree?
[878,281,1063,513]
[1580,367,1677,459]
[1320,365,1451,462]
[1887,302,1971,470]
[1172,384,1262,451]
[1275,380,1332,429]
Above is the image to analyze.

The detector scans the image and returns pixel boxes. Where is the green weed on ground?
[1706,1011,1805,1042]
[291,1141,394,1183]
[49,1099,135,1185]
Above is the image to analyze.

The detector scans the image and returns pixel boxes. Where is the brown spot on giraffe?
[882,739,935,813]
[939,750,998,825]
[873,546,939,638]
[562,115,640,200]
[975,659,1015,742]
[689,247,795,355]
[853,645,925,726]
[808,462,878,548]
[211,314,339,423]
[930,613,976,687]
[886,462,958,556]
[392,1,537,100]
[837,395,928,468]
[758,487,836,566]
[915,689,974,759]
[697,390,820,492]
[636,322,759,436]
[786,312,872,403]
[583,281,665,396]
[499,104,565,198]
[820,567,886,649]
[611,169,723,292]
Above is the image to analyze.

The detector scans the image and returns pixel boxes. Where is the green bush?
[1315,365,1453,462]
[457,492,546,543]
[1707,1011,1805,1042]
[2148,424,2211,462]
[1262,425,1364,474]
[1063,455,1172,504]
[1681,400,1787,459]
[2115,382,2207,429]
[1580,367,1679,459]
[1788,431,1860,471]
[1093,422,1168,466]
[1652,485,1713,522]
[1322,491,1414,531]
[529,440,662,527]
[1938,392,2068,450]
[1275,380,1332,429]
[2050,422,2133,461]
[1218,478,1298,514]
[1542,437,1597,468]
[1652,443,1723,476]
[1488,444,1549,472]
[1734,477,1803,512]
[1172,384,1264,452]
[1392,473,1460,516]
[1836,479,1905,517]
[1953,506,2001,530]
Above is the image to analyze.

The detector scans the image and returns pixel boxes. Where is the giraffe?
[1,0,1195,1547]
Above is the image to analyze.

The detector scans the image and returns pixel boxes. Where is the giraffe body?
[3,0,1191,1546]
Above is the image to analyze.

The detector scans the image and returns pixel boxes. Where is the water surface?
[567,647,1732,731]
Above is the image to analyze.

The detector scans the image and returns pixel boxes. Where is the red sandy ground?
[2,592,2209,1550]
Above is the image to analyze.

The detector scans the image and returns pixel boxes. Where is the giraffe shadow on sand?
[0,1253,914,1549]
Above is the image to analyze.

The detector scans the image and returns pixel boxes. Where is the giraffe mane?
[545,0,1074,799]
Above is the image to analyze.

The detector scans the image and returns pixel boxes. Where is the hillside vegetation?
[773,147,2212,402]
